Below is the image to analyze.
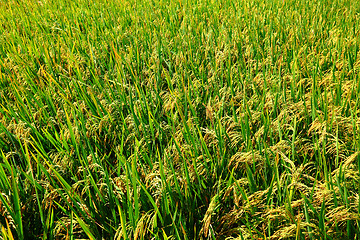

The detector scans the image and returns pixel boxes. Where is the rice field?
[0,0,360,239]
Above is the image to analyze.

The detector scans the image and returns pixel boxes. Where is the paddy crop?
[0,0,360,239]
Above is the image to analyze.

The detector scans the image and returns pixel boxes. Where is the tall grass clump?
[0,0,360,239]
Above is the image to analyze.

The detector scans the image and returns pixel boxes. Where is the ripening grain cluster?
[0,0,360,239]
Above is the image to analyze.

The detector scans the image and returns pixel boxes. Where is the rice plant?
[0,0,360,239]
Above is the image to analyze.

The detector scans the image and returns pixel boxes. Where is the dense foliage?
[0,0,360,239]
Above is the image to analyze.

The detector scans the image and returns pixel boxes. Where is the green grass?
[0,0,360,239]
